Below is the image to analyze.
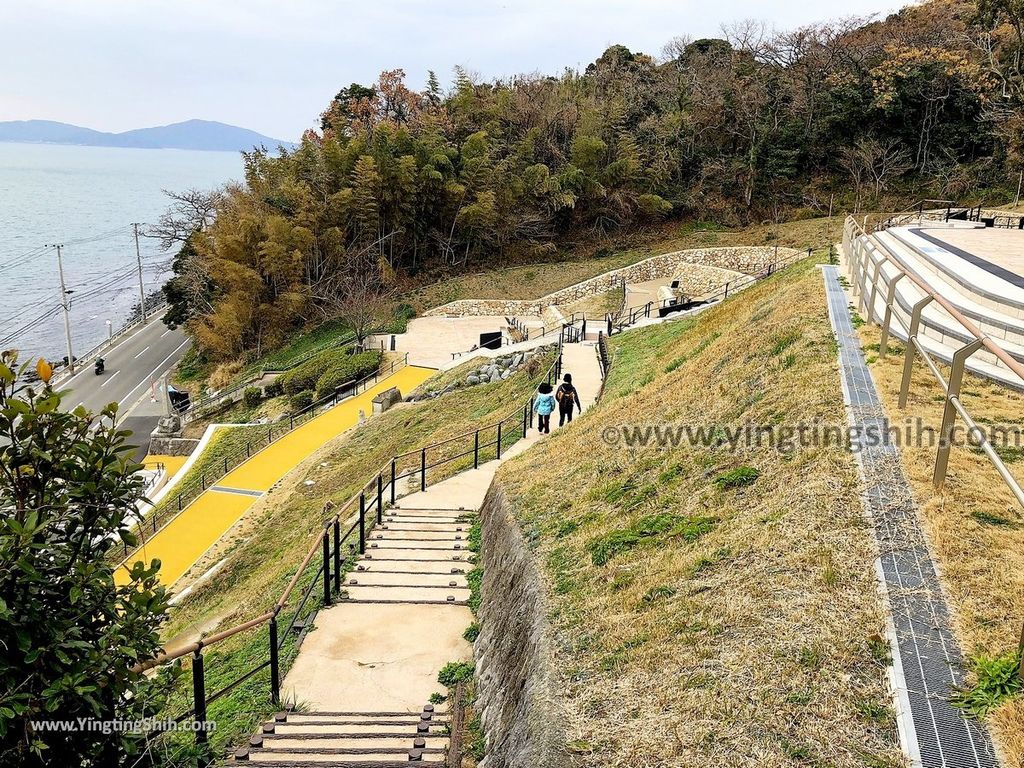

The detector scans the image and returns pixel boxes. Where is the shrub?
[243,387,262,409]
[277,347,352,395]
[383,303,416,334]
[314,350,382,399]
[264,380,284,398]
[437,661,475,688]
[289,391,314,412]
[463,623,480,642]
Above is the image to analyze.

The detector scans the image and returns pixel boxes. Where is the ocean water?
[0,143,241,361]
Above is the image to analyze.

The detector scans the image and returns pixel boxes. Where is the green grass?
[492,260,902,764]
[255,319,353,373]
[153,358,554,756]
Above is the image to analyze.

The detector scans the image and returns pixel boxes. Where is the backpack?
[556,384,575,407]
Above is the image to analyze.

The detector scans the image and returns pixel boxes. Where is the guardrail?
[843,215,1024,507]
[50,298,170,381]
[113,355,410,564]
[125,343,564,766]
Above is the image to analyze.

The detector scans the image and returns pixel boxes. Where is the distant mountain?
[0,119,296,152]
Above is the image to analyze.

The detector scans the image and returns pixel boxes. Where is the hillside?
[480,260,904,766]
[0,119,294,151]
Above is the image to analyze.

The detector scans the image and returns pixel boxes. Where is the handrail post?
[898,296,934,408]
[878,273,905,358]
[864,253,888,320]
[322,528,331,605]
[358,494,366,554]
[522,403,528,437]
[376,474,383,524]
[420,449,427,491]
[192,649,210,762]
[390,459,397,504]
[269,617,280,704]
[933,339,984,489]
[474,430,480,469]
[496,423,503,460]
[333,518,342,594]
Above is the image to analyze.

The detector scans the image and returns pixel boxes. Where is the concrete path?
[390,315,543,369]
[272,341,602,764]
[116,365,436,588]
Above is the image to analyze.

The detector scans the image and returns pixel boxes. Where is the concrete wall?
[426,246,800,318]
[148,437,200,456]
[474,482,573,768]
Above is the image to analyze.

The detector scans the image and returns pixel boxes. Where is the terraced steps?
[851,227,1024,388]
[233,708,447,766]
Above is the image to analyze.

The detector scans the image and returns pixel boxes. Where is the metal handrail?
[127,344,566,764]
[843,215,1024,507]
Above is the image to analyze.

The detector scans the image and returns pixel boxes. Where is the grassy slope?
[494,260,903,767]
[860,331,1024,763]
[408,216,840,312]
[156,357,552,757]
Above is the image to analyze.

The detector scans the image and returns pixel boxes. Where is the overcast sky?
[0,0,905,142]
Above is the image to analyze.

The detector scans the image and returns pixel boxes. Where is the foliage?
[0,352,171,766]
[289,391,314,411]
[243,386,262,408]
[712,466,762,489]
[313,350,383,399]
[276,347,354,395]
[437,661,475,688]
[952,650,1023,717]
[170,0,1024,362]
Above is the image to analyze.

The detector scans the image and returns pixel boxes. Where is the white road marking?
[100,370,121,387]
[134,345,150,359]
[117,339,190,408]
[159,329,171,338]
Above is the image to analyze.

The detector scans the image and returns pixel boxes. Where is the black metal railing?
[128,344,564,767]
[113,356,409,565]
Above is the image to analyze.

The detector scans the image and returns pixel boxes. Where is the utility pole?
[132,223,147,323]
[53,244,75,374]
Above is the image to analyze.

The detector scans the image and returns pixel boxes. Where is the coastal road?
[58,311,190,459]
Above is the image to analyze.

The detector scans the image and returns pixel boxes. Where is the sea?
[0,143,242,363]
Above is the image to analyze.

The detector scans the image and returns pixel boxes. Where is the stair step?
[240,759,444,767]
[346,574,467,587]
[377,522,466,533]
[260,736,447,750]
[362,551,468,562]
[353,561,467,576]
[343,596,470,606]
[267,723,442,735]
[368,541,461,551]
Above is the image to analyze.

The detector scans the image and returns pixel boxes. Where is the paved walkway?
[116,365,436,587]
[272,342,602,762]
[823,266,997,768]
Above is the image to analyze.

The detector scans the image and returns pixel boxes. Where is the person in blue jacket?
[533,381,556,434]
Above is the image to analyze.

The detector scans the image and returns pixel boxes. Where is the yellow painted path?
[117,365,435,588]
[143,454,187,481]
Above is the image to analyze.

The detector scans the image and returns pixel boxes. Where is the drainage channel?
[823,265,998,768]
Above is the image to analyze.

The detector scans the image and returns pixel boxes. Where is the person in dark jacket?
[533,382,556,434]
[556,373,581,426]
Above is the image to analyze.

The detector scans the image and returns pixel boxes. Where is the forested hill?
[0,119,294,152]
[163,0,1024,360]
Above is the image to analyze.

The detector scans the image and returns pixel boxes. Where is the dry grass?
[858,328,1024,763]
[494,261,902,767]
[408,216,840,312]
[558,288,624,319]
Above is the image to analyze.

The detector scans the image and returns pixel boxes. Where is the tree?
[0,353,171,767]
[313,246,396,345]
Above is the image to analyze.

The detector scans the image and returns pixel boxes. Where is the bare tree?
[840,139,912,210]
[311,239,397,345]
[147,187,225,249]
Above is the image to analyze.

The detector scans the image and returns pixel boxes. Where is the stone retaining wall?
[426,246,799,318]
[474,482,570,768]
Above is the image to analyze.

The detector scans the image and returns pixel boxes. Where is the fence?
[125,343,564,767]
[843,215,1024,507]
[113,356,410,564]
[605,249,810,336]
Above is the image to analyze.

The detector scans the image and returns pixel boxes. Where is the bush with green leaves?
[289,390,314,412]
[0,352,172,766]
[277,347,353,395]
[243,386,262,409]
[314,350,383,399]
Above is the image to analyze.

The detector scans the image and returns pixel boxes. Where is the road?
[58,311,190,460]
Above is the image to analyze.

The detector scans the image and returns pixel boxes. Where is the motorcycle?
[94,358,105,375]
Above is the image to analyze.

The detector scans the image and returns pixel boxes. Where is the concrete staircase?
[852,224,1024,387]
[233,706,448,765]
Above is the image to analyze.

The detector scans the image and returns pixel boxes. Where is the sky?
[0,0,905,142]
